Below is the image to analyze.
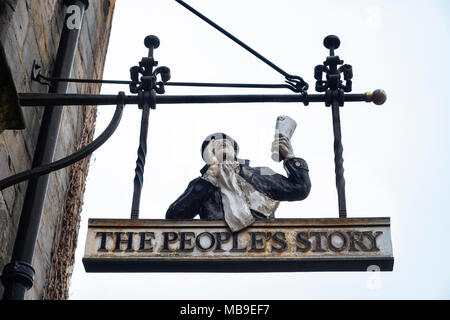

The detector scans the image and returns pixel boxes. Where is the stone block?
[36,213,56,265]
[21,30,45,92]
[2,130,31,174]
[0,192,11,257]
[10,0,29,49]
[0,139,16,215]
[21,107,42,158]
[0,39,25,131]
[29,244,50,299]
[28,0,53,68]
[77,22,94,75]
[10,181,25,223]
[0,1,19,44]
[1,31,24,90]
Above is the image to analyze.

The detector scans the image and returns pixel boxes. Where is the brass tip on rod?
[365,89,387,105]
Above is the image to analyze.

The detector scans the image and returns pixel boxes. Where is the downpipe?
[1,0,89,300]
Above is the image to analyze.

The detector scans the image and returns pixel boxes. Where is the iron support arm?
[17,92,384,106]
[0,97,124,191]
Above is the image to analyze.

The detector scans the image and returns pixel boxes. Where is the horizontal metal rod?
[156,94,317,104]
[165,82,295,91]
[35,74,136,85]
[19,93,136,106]
[18,93,371,106]
[35,77,297,91]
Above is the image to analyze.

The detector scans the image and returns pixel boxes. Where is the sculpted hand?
[203,146,219,178]
[271,134,295,162]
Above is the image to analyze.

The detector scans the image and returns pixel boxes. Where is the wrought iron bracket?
[314,35,354,218]
[130,35,168,219]
[3,33,388,222]
[129,35,171,96]
[0,92,125,191]
[314,35,353,106]
[31,60,306,94]
[31,60,138,87]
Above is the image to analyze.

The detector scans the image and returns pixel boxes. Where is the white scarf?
[202,161,279,232]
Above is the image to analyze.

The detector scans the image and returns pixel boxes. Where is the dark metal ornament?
[314,35,354,218]
[2,32,387,220]
[130,35,170,220]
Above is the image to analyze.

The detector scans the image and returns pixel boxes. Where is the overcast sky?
[69,0,450,299]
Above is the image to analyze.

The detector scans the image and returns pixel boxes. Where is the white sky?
[69,0,450,299]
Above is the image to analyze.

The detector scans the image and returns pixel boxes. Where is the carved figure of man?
[166,132,311,232]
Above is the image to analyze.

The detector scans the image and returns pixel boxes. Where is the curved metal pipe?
[0,100,124,191]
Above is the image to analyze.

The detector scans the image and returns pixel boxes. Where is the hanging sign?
[83,217,393,272]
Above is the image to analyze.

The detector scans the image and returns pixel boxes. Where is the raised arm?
[240,157,311,202]
[239,134,311,201]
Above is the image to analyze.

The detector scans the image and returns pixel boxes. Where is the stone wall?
[0,0,116,299]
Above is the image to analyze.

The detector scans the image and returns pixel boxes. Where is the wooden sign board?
[83,218,393,272]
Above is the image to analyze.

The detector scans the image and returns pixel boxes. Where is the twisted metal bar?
[128,35,160,220]
[130,102,151,220]
[331,99,347,218]
[315,35,350,218]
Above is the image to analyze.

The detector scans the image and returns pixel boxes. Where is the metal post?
[130,36,160,220]
[331,98,347,218]
[131,102,150,219]
[324,35,347,218]
[1,0,89,300]
[314,35,353,219]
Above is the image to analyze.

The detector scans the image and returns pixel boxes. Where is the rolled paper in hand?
[271,115,297,162]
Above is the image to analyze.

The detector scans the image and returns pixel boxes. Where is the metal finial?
[365,90,388,105]
[372,89,387,105]
[323,35,341,50]
[144,35,160,49]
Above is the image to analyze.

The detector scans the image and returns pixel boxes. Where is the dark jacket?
[165,157,311,220]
